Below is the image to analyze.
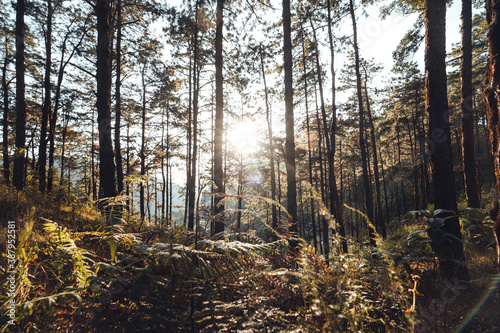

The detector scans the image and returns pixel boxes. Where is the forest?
[1,0,500,331]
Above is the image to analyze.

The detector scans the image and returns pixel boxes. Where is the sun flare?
[227,120,260,154]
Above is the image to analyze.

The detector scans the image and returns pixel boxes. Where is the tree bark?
[13,0,26,191]
[188,2,200,231]
[283,0,298,248]
[299,31,317,250]
[38,0,52,192]
[484,0,500,269]
[214,0,225,234]
[260,45,278,241]
[349,0,375,246]
[115,0,124,194]
[461,0,480,208]
[364,68,386,238]
[2,38,11,184]
[424,0,468,280]
[140,65,147,220]
[327,0,347,254]
[96,0,117,198]
[310,17,346,256]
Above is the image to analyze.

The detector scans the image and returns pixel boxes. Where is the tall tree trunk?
[352,162,360,242]
[210,82,215,234]
[188,4,199,231]
[425,0,468,280]
[214,0,225,234]
[310,17,345,256]
[166,106,170,224]
[13,0,26,191]
[237,152,243,239]
[38,0,52,192]
[484,0,500,269]
[461,0,480,208]
[60,110,68,183]
[314,80,327,253]
[283,0,298,243]
[184,55,192,228]
[281,11,299,244]
[161,104,166,224]
[378,145,391,228]
[299,31,317,250]
[364,68,386,238]
[283,0,298,247]
[327,0,347,254]
[96,0,116,198]
[2,39,10,184]
[396,125,406,215]
[47,53,64,192]
[140,65,147,220]
[298,181,305,238]
[126,120,130,203]
[47,27,85,191]
[91,108,97,200]
[115,0,124,194]
[260,45,278,240]
[349,0,375,246]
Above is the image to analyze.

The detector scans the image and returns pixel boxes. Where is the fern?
[41,218,93,288]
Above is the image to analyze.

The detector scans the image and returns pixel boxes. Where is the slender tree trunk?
[314,80,327,252]
[314,174,323,254]
[214,0,225,234]
[396,125,407,215]
[277,160,282,230]
[13,0,26,191]
[184,55,192,229]
[310,17,346,256]
[237,152,243,239]
[188,6,199,231]
[126,120,130,204]
[210,82,215,233]
[364,68,386,238]
[161,105,166,224]
[169,161,173,221]
[353,162,360,242]
[47,52,65,192]
[115,0,124,194]
[461,0,480,208]
[260,45,278,240]
[283,0,298,245]
[484,0,500,269]
[474,93,483,201]
[299,31,317,250]
[166,107,170,224]
[47,26,86,191]
[2,40,10,184]
[379,145,391,228]
[140,65,147,220]
[91,108,97,200]
[349,0,375,246]
[154,178,158,224]
[60,111,68,183]
[425,0,468,280]
[298,181,304,238]
[38,0,52,192]
[327,0,347,253]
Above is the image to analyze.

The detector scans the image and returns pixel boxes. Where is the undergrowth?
[1,186,498,332]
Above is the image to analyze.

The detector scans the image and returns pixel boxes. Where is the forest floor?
[1,185,500,332]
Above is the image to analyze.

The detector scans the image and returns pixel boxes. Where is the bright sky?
[354,0,480,82]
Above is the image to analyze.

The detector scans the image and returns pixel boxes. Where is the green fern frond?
[197,240,288,258]
[41,219,93,288]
